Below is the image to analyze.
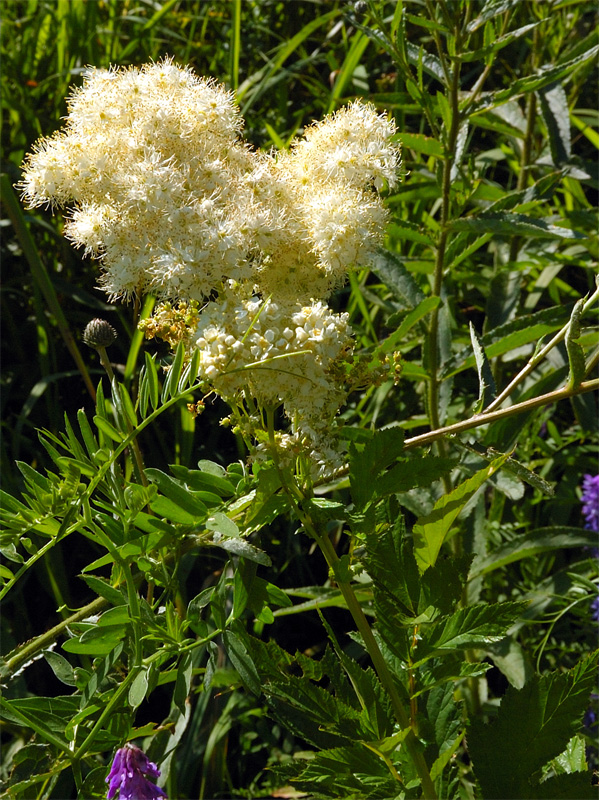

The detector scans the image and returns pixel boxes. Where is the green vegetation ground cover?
[1,1,598,798]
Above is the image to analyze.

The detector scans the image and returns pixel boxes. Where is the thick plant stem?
[404,379,599,450]
[309,523,438,800]
[426,14,462,502]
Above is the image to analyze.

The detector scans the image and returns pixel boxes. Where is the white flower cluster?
[193,291,351,426]
[19,59,400,476]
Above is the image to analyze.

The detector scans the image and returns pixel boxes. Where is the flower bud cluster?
[193,292,351,429]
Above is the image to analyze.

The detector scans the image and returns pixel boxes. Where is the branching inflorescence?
[18,57,401,476]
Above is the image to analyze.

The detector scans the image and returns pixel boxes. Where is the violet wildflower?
[106,744,167,800]
[581,474,599,533]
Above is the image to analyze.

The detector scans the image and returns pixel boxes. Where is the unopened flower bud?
[83,318,117,348]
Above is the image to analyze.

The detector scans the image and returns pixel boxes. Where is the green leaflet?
[449,212,583,239]
[470,527,599,577]
[468,653,598,799]
[413,454,509,572]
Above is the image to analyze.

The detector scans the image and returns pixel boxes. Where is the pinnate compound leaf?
[413,454,508,572]
[80,575,126,606]
[43,651,76,686]
[468,653,598,799]
[128,668,149,710]
[62,624,126,655]
[145,468,207,517]
[222,629,266,697]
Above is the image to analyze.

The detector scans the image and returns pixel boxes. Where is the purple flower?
[581,474,599,534]
[106,744,167,800]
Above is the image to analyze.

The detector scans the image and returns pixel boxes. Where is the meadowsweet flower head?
[106,744,166,800]
[18,62,399,304]
[19,60,402,471]
[581,474,599,533]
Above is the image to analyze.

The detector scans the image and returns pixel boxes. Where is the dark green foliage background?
[1,1,598,798]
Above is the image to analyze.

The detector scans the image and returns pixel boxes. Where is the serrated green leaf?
[537,80,571,166]
[371,249,426,310]
[379,296,441,355]
[398,131,444,157]
[470,527,599,577]
[461,20,543,61]
[471,45,599,110]
[414,602,525,664]
[80,575,126,606]
[468,653,598,799]
[349,427,404,508]
[406,42,445,83]
[466,0,525,32]
[449,213,583,239]
[388,219,435,245]
[414,455,508,572]
[440,303,573,378]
